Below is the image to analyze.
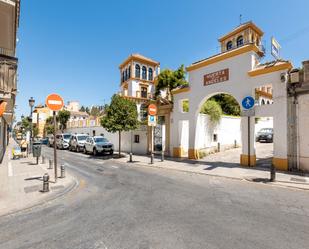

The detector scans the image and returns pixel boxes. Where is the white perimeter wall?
[65,126,148,155]
[298,95,309,171]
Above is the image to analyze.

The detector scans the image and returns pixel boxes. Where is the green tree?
[100,94,139,157]
[200,100,222,123]
[85,107,90,114]
[209,94,240,116]
[21,117,31,131]
[57,110,71,132]
[44,116,54,136]
[79,106,86,112]
[90,106,101,117]
[155,65,188,100]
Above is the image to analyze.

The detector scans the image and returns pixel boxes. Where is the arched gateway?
[170,21,292,170]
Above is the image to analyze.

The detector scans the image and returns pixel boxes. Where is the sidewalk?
[0,140,77,217]
[116,153,309,191]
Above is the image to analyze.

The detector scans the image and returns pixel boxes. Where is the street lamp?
[28,97,35,153]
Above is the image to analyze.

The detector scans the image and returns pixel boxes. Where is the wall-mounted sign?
[204,68,229,86]
[271,37,281,60]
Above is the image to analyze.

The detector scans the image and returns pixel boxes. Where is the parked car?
[69,134,89,152]
[256,128,273,143]
[40,138,49,145]
[84,136,114,156]
[56,133,72,149]
[48,134,54,147]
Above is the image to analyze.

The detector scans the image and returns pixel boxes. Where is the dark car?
[40,138,49,145]
[256,128,273,143]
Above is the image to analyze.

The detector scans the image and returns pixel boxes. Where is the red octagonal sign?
[148,104,157,116]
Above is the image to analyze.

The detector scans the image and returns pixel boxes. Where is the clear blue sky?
[16,0,309,119]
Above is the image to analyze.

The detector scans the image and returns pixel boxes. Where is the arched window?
[128,66,131,79]
[122,71,125,82]
[124,69,128,81]
[267,100,270,105]
[148,68,153,81]
[135,64,140,78]
[142,66,147,80]
[237,36,243,47]
[226,41,233,51]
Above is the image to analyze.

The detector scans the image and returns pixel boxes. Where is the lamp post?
[28,97,35,153]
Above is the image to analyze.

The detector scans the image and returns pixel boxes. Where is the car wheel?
[109,150,113,155]
[76,146,80,153]
[83,147,87,154]
[93,148,97,156]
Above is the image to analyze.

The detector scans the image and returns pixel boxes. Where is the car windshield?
[63,134,71,139]
[260,128,272,133]
[94,137,108,143]
[77,135,88,141]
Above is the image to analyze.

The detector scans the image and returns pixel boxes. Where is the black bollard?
[270,163,276,182]
[41,156,45,164]
[150,153,154,164]
[161,150,164,162]
[129,152,133,163]
[48,159,53,169]
[42,173,49,192]
[60,164,65,178]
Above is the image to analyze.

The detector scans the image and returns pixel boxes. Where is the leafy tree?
[33,126,39,138]
[182,100,189,112]
[79,106,86,112]
[209,94,240,116]
[21,117,31,131]
[57,110,71,132]
[101,94,139,157]
[44,116,55,136]
[85,107,90,114]
[200,100,222,123]
[90,106,101,117]
[155,65,188,100]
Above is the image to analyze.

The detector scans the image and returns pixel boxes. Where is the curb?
[0,175,79,219]
[121,160,309,191]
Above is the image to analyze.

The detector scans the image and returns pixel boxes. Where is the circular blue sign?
[241,96,255,110]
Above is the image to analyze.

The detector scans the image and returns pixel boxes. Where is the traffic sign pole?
[53,111,58,182]
[46,93,64,182]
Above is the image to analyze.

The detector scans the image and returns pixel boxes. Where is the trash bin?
[32,141,42,158]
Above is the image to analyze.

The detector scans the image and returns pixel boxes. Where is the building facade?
[0,0,20,162]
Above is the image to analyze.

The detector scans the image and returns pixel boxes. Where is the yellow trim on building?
[218,22,264,42]
[186,44,260,72]
[240,154,257,166]
[119,55,159,69]
[248,62,293,77]
[172,87,190,95]
[173,147,183,157]
[272,158,288,171]
[188,148,199,160]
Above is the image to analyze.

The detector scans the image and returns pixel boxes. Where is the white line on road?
[111,166,119,169]
[8,162,13,177]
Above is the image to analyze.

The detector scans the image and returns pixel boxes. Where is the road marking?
[8,162,13,177]
[112,166,118,169]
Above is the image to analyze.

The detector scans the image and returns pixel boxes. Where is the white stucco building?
[170,21,292,170]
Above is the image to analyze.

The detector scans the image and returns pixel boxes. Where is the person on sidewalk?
[20,138,28,158]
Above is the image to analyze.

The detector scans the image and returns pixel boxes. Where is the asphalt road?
[0,146,309,249]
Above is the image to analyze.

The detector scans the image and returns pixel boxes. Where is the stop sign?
[148,104,157,115]
[46,94,64,111]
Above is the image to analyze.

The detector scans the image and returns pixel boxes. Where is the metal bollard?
[48,159,53,169]
[129,152,133,162]
[270,163,276,182]
[60,164,65,178]
[150,153,154,164]
[161,150,164,162]
[234,140,237,148]
[217,142,221,152]
[41,155,45,164]
[42,173,49,192]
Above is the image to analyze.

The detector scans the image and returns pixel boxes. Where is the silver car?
[56,133,71,149]
[69,134,89,152]
[84,136,114,156]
